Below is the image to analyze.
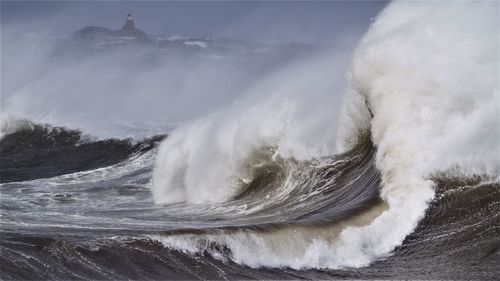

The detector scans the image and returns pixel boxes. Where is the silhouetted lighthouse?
[123,14,136,30]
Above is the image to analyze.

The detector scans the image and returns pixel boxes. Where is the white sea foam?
[152,51,352,204]
[152,1,499,269]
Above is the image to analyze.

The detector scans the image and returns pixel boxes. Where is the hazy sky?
[1,1,388,43]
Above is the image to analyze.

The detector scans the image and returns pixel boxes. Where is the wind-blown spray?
[151,1,499,269]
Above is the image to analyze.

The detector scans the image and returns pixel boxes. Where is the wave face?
[1,1,499,280]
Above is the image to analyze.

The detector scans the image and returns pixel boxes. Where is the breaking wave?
[151,1,499,270]
[0,117,165,183]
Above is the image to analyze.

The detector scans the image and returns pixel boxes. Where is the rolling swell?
[0,121,165,183]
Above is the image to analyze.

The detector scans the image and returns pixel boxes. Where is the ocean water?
[1,1,499,280]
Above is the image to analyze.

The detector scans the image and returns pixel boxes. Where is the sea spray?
[152,1,499,269]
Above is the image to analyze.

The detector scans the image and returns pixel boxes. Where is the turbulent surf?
[1,1,499,280]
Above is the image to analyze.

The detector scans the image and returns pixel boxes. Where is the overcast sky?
[1,1,388,44]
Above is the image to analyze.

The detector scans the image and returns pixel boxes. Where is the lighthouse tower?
[123,14,136,30]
